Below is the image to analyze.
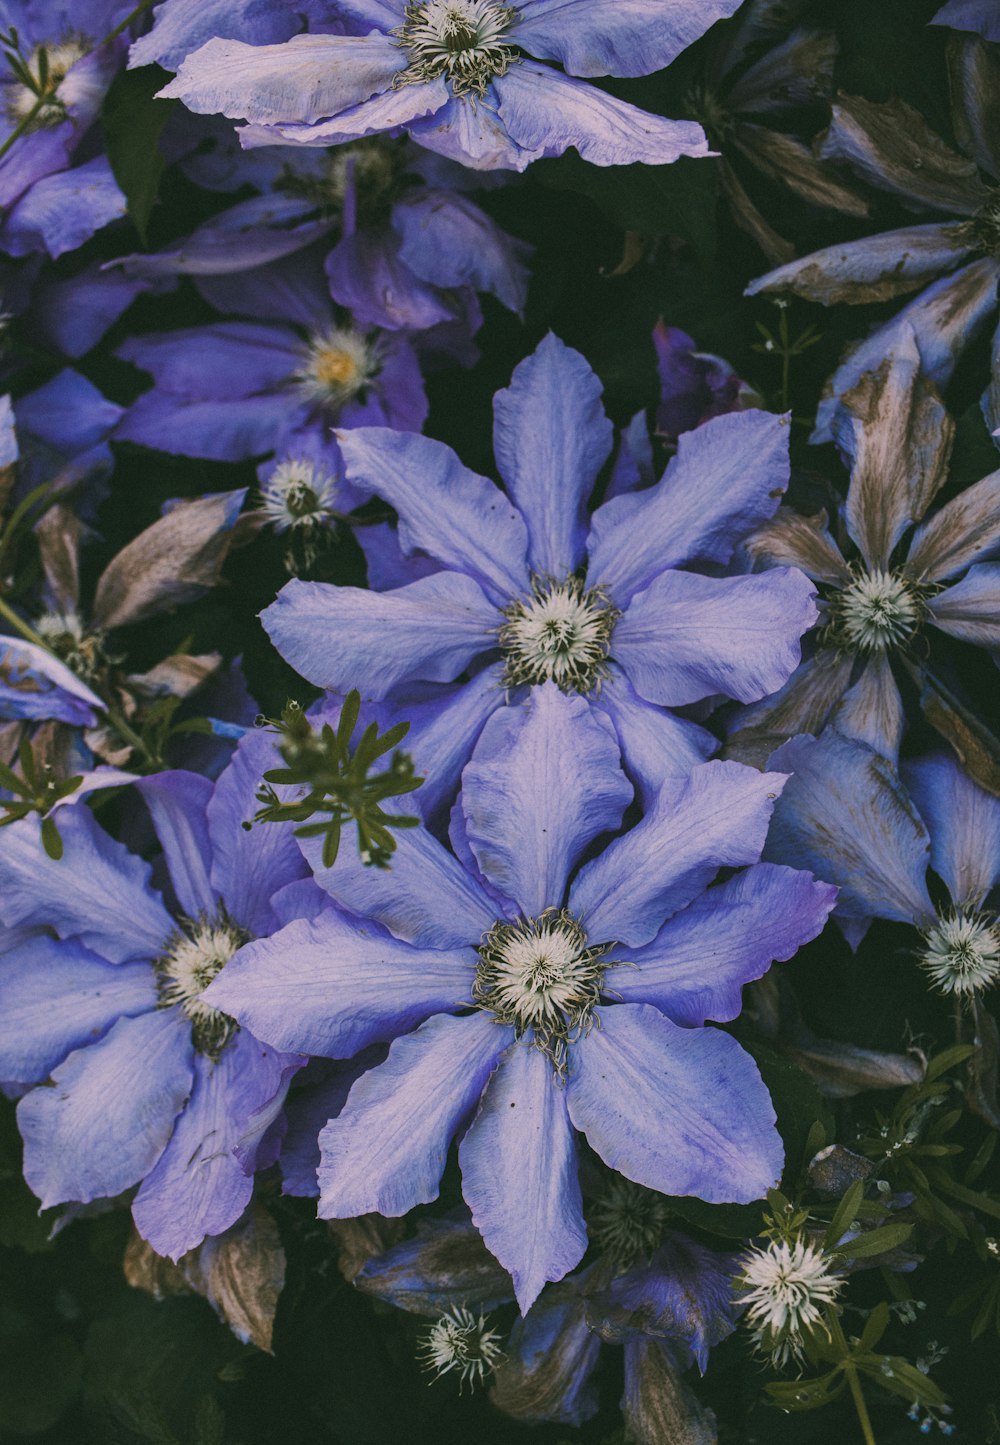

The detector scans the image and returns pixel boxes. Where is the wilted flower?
[738,1236,843,1367]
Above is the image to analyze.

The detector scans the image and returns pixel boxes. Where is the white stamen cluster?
[259,459,339,535]
[156,919,246,1057]
[738,1237,843,1368]
[395,0,520,98]
[499,576,619,693]
[831,568,922,654]
[295,327,378,411]
[919,910,1000,996]
[35,609,107,681]
[589,1176,672,1269]
[419,1308,505,1391]
[5,39,90,126]
[474,910,610,1072]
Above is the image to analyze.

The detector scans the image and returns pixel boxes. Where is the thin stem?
[100,0,158,49]
[0,592,47,648]
[0,93,46,164]
[845,1364,878,1445]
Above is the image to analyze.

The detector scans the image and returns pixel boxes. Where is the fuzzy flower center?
[589,1177,672,1269]
[499,576,619,693]
[395,0,520,98]
[259,459,339,534]
[35,609,108,682]
[279,138,403,216]
[5,38,89,126]
[296,328,378,410]
[919,911,1000,996]
[419,1307,505,1391]
[831,568,922,654]
[156,919,247,1057]
[738,1238,843,1368]
[968,190,1000,259]
[474,910,611,1072]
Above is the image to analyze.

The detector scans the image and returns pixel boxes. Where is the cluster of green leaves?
[252,691,423,869]
[0,736,81,858]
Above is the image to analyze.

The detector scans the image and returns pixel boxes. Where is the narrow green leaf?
[101,65,177,246]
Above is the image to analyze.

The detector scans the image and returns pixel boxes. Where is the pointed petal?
[239,78,448,146]
[745,507,851,586]
[325,229,456,332]
[947,34,1000,176]
[566,1004,782,1203]
[928,562,1000,647]
[513,0,740,76]
[905,464,1000,581]
[904,752,1000,908]
[407,90,543,172]
[129,0,314,71]
[593,669,716,808]
[0,636,102,726]
[933,0,1000,41]
[615,567,817,707]
[604,864,836,1027]
[622,1337,719,1445]
[386,666,504,827]
[725,649,855,767]
[460,1041,587,1313]
[393,189,530,315]
[461,684,632,916]
[317,1011,510,1217]
[117,322,300,399]
[136,770,217,920]
[203,910,475,1057]
[764,733,935,925]
[745,223,974,306]
[492,1275,600,1426]
[355,1217,514,1316]
[569,761,787,947]
[587,409,791,603]
[0,938,155,1084]
[0,810,172,963]
[18,1010,194,1208]
[833,653,905,762]
[261,571,498,696]
[116,390,301,461]
[491,333,611,577]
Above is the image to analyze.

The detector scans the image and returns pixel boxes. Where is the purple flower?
[128,0,345,73]
[763,730,1000,989]
[0,729,317,1259]
[932,2,1000,42]
[728,328,1000,766]
[155,0,742,172]
[263,332,817,809]
[115,252,427,476]
[746,40,1000,441]
[652,320,757,445]
[205,683,835,1311]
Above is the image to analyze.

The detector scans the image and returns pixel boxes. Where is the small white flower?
[738,1237,843,1367]
[498,575,619,693]
[259,459,339,535]
[919,911,1000,996]
[295,327,378,411]
[419,1307,505,1392]
[5,37,90,126]
[157,918,247,1057]
[832,568,923,655]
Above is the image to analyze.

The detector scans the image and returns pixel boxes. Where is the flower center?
[278,138,404,222]
[5,38,89,127]
[395,0,520,98]
[739,1238,843,1368]
[259,458,339,533]
[296,328,378,411]
[919,911,1000,996]
[589,1176,672,1269]
[156,918,248,1056]
[498,576,619,693]
[35,609,109,682]
[419,1307,505,1391]
[830,568,922,654]
[474,910,612,1073]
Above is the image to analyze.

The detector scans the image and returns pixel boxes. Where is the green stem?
[100,0,158,49]
[844,1364,877,1445]
[0,93,46,164]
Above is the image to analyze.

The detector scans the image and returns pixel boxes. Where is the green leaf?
[832,1222,913,1260]
[858,1302,890,1352]
[925,1044,976,1081]
[40,814,64,861]
[101,65,177,246]
[826,1179,866,1250]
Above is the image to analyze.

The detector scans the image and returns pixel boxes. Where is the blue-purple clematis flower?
[263,332,818,811]
[128,0,346,74]
[115,250,427,480]
[746,37,1000,441]
[762,729,1000,989]
[932,2,1000,42]
[652,319,757,446]
[204,682,835,1311]
[155,0,743,172]
[0,729,316,1259]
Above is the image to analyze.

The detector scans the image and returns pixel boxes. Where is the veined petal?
[928,563,1000,647]
[159,34,408,125]
[117,322,301,399]
[242,78,449,147]
[461,683,632,917]
[326,230,456,332]
[744,507,851,586]
[129,0,314,71]
[261,572,499,696]
[136,771,217,921]
[587,409,791,603]
[513,0,742,77]
[394,189,530,316]
[765,733,935,926]
[594,668,716,808]
[203,911,475,1057]
[745,223,973,306]
[492,333,612,578]
[566,1004,782,1204]
[904,753,1000,908]
[569,761,787,947]
[317,1011,511,1217]
[459,1040,587,1313]
[0,938,155,1084]
[18,1010,194,1208]
[614,567,817,707]
[833,653,905,763]
[0,636,102,726]
[407,91,544,172]
[115,390,302,461]
[495,63,709,168]
[1,156,125,261]
[492,1275,600,1426]
[725,649,855,768]
[604,864,836,1027]
[905,463,1000,582]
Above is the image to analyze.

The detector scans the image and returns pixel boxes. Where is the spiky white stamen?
[738,1238,843,1367]
[833,568,922,654]
[419,1308,505,1391]
[35,609,107,681]
[156,920,246,1056]
[589,1176,672,1269]
[474,910,611,1072]
[259,459,339,534]
[6,39,90,126]
[499,576,619,693]
[395,0,519,98]
[295,327,378,411]
[919,911,1000,996]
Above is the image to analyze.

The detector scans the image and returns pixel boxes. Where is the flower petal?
[18,1010,194,1208]
[136,770,217,920]
[905,463,1000,582]
[593,670,716,808]
[744,507,851,586]
[460,1040,587,1313]
[903,752,1000,908]
[117,322,300,399]
[928,562,1000,647]
[325,229,456,332]
[0,636,102,726]
[317,1011,510,1217]
[513,0,742,77]
[492,1274,600,1427]
[833,653,905,762]
[407,91,543,172]
[566,1004,782,1203]
[745,223,973,305]
[725,649,854,767]
[394,189,530,315]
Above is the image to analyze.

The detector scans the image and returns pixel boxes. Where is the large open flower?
[156,0,743,172]
[205,683,835,1312]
